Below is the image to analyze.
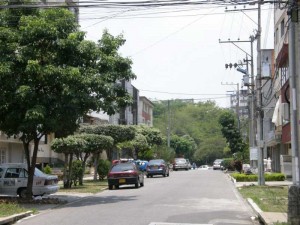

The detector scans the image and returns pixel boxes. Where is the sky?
[79,1,274,108]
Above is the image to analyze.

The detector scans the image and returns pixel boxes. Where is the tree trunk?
[63,153,69,188]
[67,153,73,188]
[24,138,40,199]
[79,153,89,185]
[93,152,99,181]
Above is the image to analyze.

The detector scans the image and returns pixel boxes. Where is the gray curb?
[0,211,33,225]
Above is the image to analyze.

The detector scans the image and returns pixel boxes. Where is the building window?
[0,148,7,164]
[280,19,285,37]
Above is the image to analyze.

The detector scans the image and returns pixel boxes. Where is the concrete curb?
[0,211,33,225]
[247,196,288,225]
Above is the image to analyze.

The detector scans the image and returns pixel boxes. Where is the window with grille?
[0,148,7,164]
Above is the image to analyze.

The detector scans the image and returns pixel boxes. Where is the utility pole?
[256,0,265,186]
[220,37,256,166]
[167,100,171,148]
[288,0,300,223]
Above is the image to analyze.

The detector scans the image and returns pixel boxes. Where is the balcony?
[265,130,281,146]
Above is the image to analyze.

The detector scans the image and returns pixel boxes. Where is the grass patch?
[0,202,28,217]
[238,185,288,213]
[59,179,108,194]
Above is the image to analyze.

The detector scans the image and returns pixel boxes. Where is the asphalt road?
[17,169,259,225]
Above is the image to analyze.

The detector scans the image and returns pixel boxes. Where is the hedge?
[231,173,285,182]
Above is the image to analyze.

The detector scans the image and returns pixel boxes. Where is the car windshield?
[175,159,186,163]
[111,163,135,172]
[148,160,163,165]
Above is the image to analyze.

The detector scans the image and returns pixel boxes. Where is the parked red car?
[107,162,144,190]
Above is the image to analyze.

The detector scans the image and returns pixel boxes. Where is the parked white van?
[0,163,59,198]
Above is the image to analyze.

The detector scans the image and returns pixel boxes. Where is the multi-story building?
[271,2,292,176]
[138,96,154,127]
[109,80,139,125]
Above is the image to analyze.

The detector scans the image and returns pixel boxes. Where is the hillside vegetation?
[153,100,229,165]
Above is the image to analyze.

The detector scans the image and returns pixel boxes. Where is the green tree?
[75,133,114,185]
[0,4,135,197]
[97,159,111,180]
[51,135,86,188]
[170,134,196,159]
[218,111,247,156]
[80,125,136,160]
[153,100,227,164]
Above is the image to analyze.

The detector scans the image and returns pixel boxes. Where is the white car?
[198,165,210,170]
[0,163,59,198]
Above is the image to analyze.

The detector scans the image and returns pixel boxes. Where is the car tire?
[140,180,144,187]
[163,173,166,177]
[19,188,27,199]
[135,181,139,188]
[108,185,113,190]
[146,175,150,178]
[115,185,119,189]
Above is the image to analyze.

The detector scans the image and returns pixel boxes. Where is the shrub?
[71,160,83,186]
[43,165,52,174]
[97,159,111,180]
[233,160,243,173]
[222,158,234,170]
[231,173,286,182]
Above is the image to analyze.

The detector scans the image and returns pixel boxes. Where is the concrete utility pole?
[256,0,265,185]
[288,0,300,223]
[220,37,257,167]
[167,100,171,148]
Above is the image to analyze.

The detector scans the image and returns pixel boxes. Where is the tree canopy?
[153,100,227,165]
[0,3,135,197]
[218,111,247,153]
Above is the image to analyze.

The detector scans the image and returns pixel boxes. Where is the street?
[17,170,259,225]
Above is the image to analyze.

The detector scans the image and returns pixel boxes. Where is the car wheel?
[150,175,153,178]
[115,185,119,189]
[167,173,169,177]
[135,181,139,188]
[19,188,27,199]
[140,180,144,187]
[163,173,166,177]
[146,175,150,178]
[108,185,113,190]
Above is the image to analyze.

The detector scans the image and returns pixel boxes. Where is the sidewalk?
[234,179,292,225]
[0,175,102,225]
[0,191,98,225]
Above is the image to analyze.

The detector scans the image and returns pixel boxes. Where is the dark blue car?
[146,159,169,178]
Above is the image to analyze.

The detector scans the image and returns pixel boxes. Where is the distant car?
[0,163,59,198]
[213,159,224,170]
[146,159,169,178]
[173,158,189,171]
[107,162,144,190]
[199,165,210,170]
[134,160,148,172]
